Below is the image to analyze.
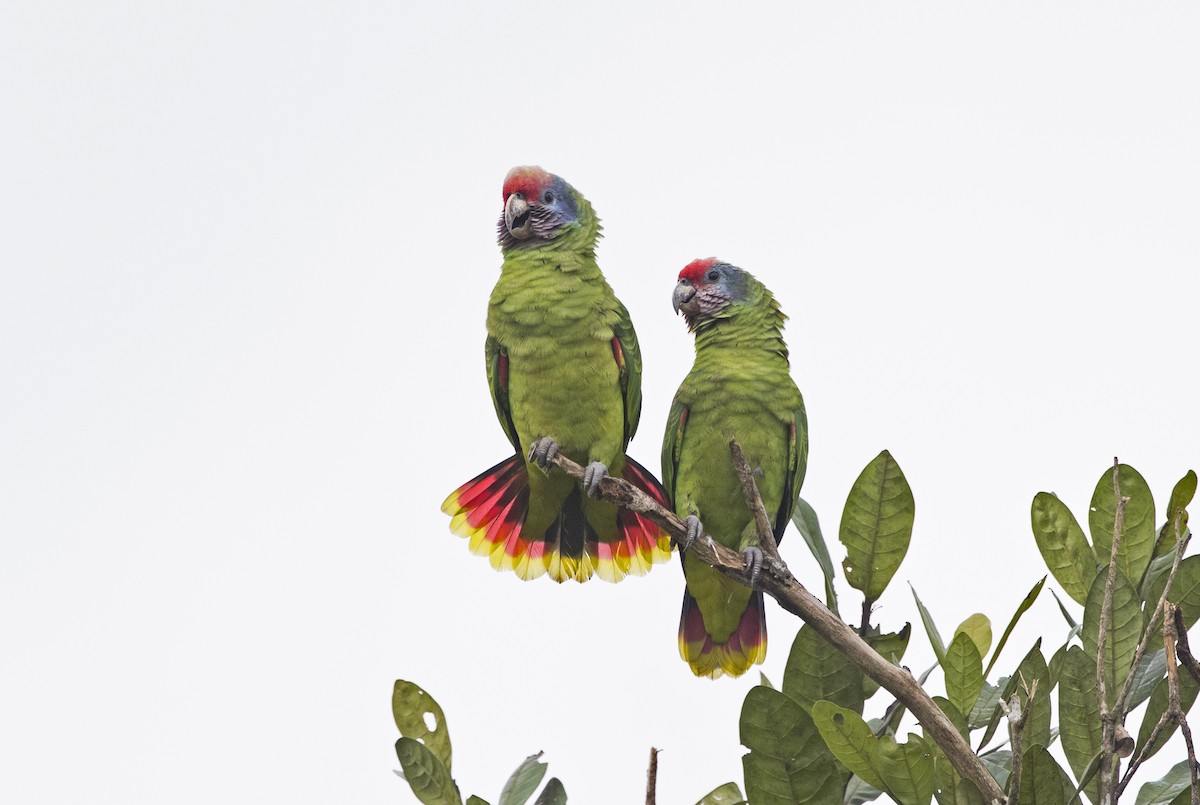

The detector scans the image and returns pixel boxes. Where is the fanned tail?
[678,588,767,679]
[442,454,674,583]
[592,457,675,583]
[441,455,548,580]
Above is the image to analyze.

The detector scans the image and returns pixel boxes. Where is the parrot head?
[497,166,596,251]
[672,258,755,330]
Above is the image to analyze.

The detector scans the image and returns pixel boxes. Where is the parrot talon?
[528,437,560,469]
[679,515,704,552]
[582,461,608,498]
[742,547,764,588]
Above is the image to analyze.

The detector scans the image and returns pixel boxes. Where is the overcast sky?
[3,2,1198,803]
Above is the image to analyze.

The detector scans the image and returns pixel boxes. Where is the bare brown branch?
[645,747,658,805]
[545,452,1007,804]
[1098,458,1127,804]
[728,439,783,565]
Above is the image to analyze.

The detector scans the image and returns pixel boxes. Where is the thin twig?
[544,451,1008,804]
[645,747,658,805]
[1097,458,1127,804]
[1176,607,1200,687]
[999,684,1033,804]
[728,440,783,566]
[1113,511,1192,715]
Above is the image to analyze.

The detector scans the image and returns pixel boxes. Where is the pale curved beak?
[504,194,533,239]
[672,281,697,314]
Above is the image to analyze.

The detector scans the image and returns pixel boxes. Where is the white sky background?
[2,2,1198,803]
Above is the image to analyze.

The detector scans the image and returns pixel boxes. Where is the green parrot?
[442,166,672,583]
[663,258,808,678]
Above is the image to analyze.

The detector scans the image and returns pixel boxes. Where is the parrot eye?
[542,190,555,204]
[513,192,525,201]
[706,270,720,282]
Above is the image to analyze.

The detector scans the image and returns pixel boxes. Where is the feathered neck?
[692,284,790,363]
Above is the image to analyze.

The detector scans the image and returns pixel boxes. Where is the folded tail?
[441,454,673,583]
[678,588,767,679]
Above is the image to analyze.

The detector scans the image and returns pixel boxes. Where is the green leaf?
[693,782,746,805]
[953,614,992,659]
[1135,760,1196,805]
[1057,647,1103,805]
[1081,567,1142,706]
[1031,493,1096,605]
[862,624,911,699]
[944,633,984,718]
[910,585,947,667]
[1126,649,1167,711]
[1090,463,1156,588]
[843,775,885,805]
[396,738,462,805]
[393,680,453,773]
[783,625,866,716]
[466,797,490,805]
[984,576,1046,677]
[1136,665,1200,761]
[931,696,969,740]
[1156,470,1197,557]
[978,750,1012,791]
[1049,588,1079,630]
[793,496,839,614]
[1146,555,1200,629]
[877,734,935,805]
[740,687,844,805]
[810,702,887,790]
[840,450,915,601]
[1013,644,1052,749]
[1018,745,1067,805]
[533,778,566,805]
[967,680,1003,731]
[498,753,548,805]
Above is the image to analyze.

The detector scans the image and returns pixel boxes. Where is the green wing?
[485,335,521,454]
[774,403,809,540]
[611,299,643,446]
[660,396,689,507]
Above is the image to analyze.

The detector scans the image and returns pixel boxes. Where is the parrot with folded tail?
[663,258,808,677]
[441,166,673,583]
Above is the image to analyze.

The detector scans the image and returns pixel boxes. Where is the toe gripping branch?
[535,439,1008,804]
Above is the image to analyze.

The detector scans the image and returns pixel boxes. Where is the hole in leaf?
[833,713,844,726]
[423,712,438,732]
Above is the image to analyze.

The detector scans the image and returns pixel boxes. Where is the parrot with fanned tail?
[663,258,808,677]
[442,166,673,583]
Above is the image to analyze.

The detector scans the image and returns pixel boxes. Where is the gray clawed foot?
[742,547,764,588]
[582,461,608,498]
[528,437,560,469]
[679,515,704,552]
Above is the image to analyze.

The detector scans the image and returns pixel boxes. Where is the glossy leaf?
[1031,493,1095,605]
[396,738,462,805]
[1155,470,1197,558]
[783,625,865,715]
[498,753,547,805]
[693,782,746,805]
[1081,567,1142,705]
[811,701,888,790]
[1090,463,1156,588]
[740,687,844,805]
[532,779,565,805]
[1126,649,1167,711]
[944,633,984,719]
[910,584,947,667]
[393,680,453,773]
[1057,647,1103,804]
[1136,667,1200,761]
[953,614,992,659]
[1147,555,1200,629]
[984,575,1046,677]
[840,450,915,601]
[793,496,839,614]
[1135,760,1196,805]
[967,680,1003,732]
[978,750,1011,791]
[1018,745,1067,805]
